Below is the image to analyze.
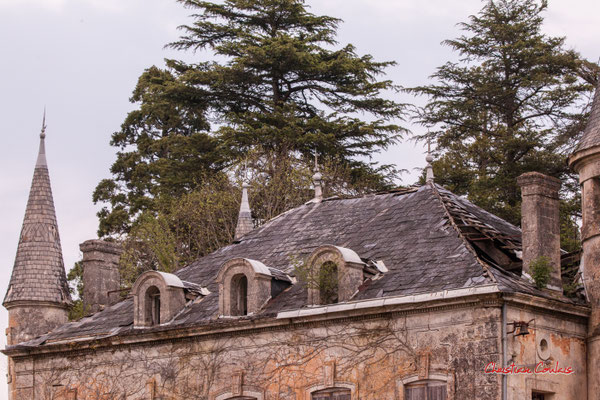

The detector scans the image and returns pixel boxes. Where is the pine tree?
[167,0,405,182]
[410,0,597,248]
[94,0,406,237]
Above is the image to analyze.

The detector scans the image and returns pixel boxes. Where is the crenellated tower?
[3,115,71,346]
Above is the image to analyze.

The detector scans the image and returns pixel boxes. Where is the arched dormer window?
[217,258,273,317]
[132,271,186,328]
[306,245,365,305]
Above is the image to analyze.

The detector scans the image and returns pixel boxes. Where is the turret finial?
[312,152,323,203]
[40,107,47,139]
[235,163,253,240]
[425,138,434,183]
[36,108,48,168]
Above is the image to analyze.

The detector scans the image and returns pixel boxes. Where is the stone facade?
[4,292,588,400]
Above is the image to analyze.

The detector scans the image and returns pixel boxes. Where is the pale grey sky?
[0,0,597,397]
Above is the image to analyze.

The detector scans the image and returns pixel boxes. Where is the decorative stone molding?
[306,245,365,305]
[217,258,272,316]
[132,271,186,327]
[211,372,265,400]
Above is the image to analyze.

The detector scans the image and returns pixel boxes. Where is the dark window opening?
[311,387,351,400]
[319,261,339,304]
[231,274,248,316]
[532,393,546,400]
[144,286,161,326]
[405,380,447,400]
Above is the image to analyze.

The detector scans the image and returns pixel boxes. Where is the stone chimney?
[80,240,123,313]
[517,172,562,290]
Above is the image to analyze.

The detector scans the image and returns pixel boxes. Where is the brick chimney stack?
[80,240,123,314]
[517,171,562,291]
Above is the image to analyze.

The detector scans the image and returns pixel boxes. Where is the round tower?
[3,116,71,346]
[569,81,600,397]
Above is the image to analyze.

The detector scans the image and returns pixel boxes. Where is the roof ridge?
[428,183,498,285]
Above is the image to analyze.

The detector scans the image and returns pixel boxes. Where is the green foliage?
[66,261,89,320]
[169,0,405,159]
[94,0,405,239]
[292,257,338,304]
[118,174,240,288]
[318,262,339,304]
[93,66,226,237]
[530,256,552,289]
[410,0,597,245]
[68,300,88,321]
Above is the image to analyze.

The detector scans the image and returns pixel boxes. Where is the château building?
[3,85,600,400]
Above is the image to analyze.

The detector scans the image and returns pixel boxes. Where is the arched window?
[405,380,446,400]
[144,286,161,326]
[230,274,248,316]
[311,388,350,400]
[318,261,338,304]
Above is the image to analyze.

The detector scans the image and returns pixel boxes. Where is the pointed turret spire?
[4,114,71,314]
[312,153,323,203]
[234,168,253,240]
[425,139,435,183]
[573,79,600,154]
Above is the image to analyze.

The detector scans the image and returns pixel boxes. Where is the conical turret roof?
[3,120,71,307]
[574,81,600,153]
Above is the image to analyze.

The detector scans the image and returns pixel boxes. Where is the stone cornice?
[3,290,589,359]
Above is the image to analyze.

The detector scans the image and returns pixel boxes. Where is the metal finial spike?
[314,152,319,172]
[40,107,47,139]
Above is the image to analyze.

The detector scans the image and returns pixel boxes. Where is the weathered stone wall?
[6,297,587,400]
[504,302,588,399]
[6,304,68,346]
[517,172,562,290]
[80,240,123,314]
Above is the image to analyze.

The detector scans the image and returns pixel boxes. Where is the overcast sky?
[0,0,597,397]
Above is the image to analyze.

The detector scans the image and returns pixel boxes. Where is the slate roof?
[17,183,581,347]
[3,132,71,307]
[575,82,600,153]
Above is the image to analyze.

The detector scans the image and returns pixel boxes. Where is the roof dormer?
[305,245,365,305]
[132,271,186,328]
[217,258,290,317]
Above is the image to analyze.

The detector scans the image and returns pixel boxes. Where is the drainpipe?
[502,302,507,400]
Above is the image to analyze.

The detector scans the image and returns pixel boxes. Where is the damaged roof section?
[12,183,584,349]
